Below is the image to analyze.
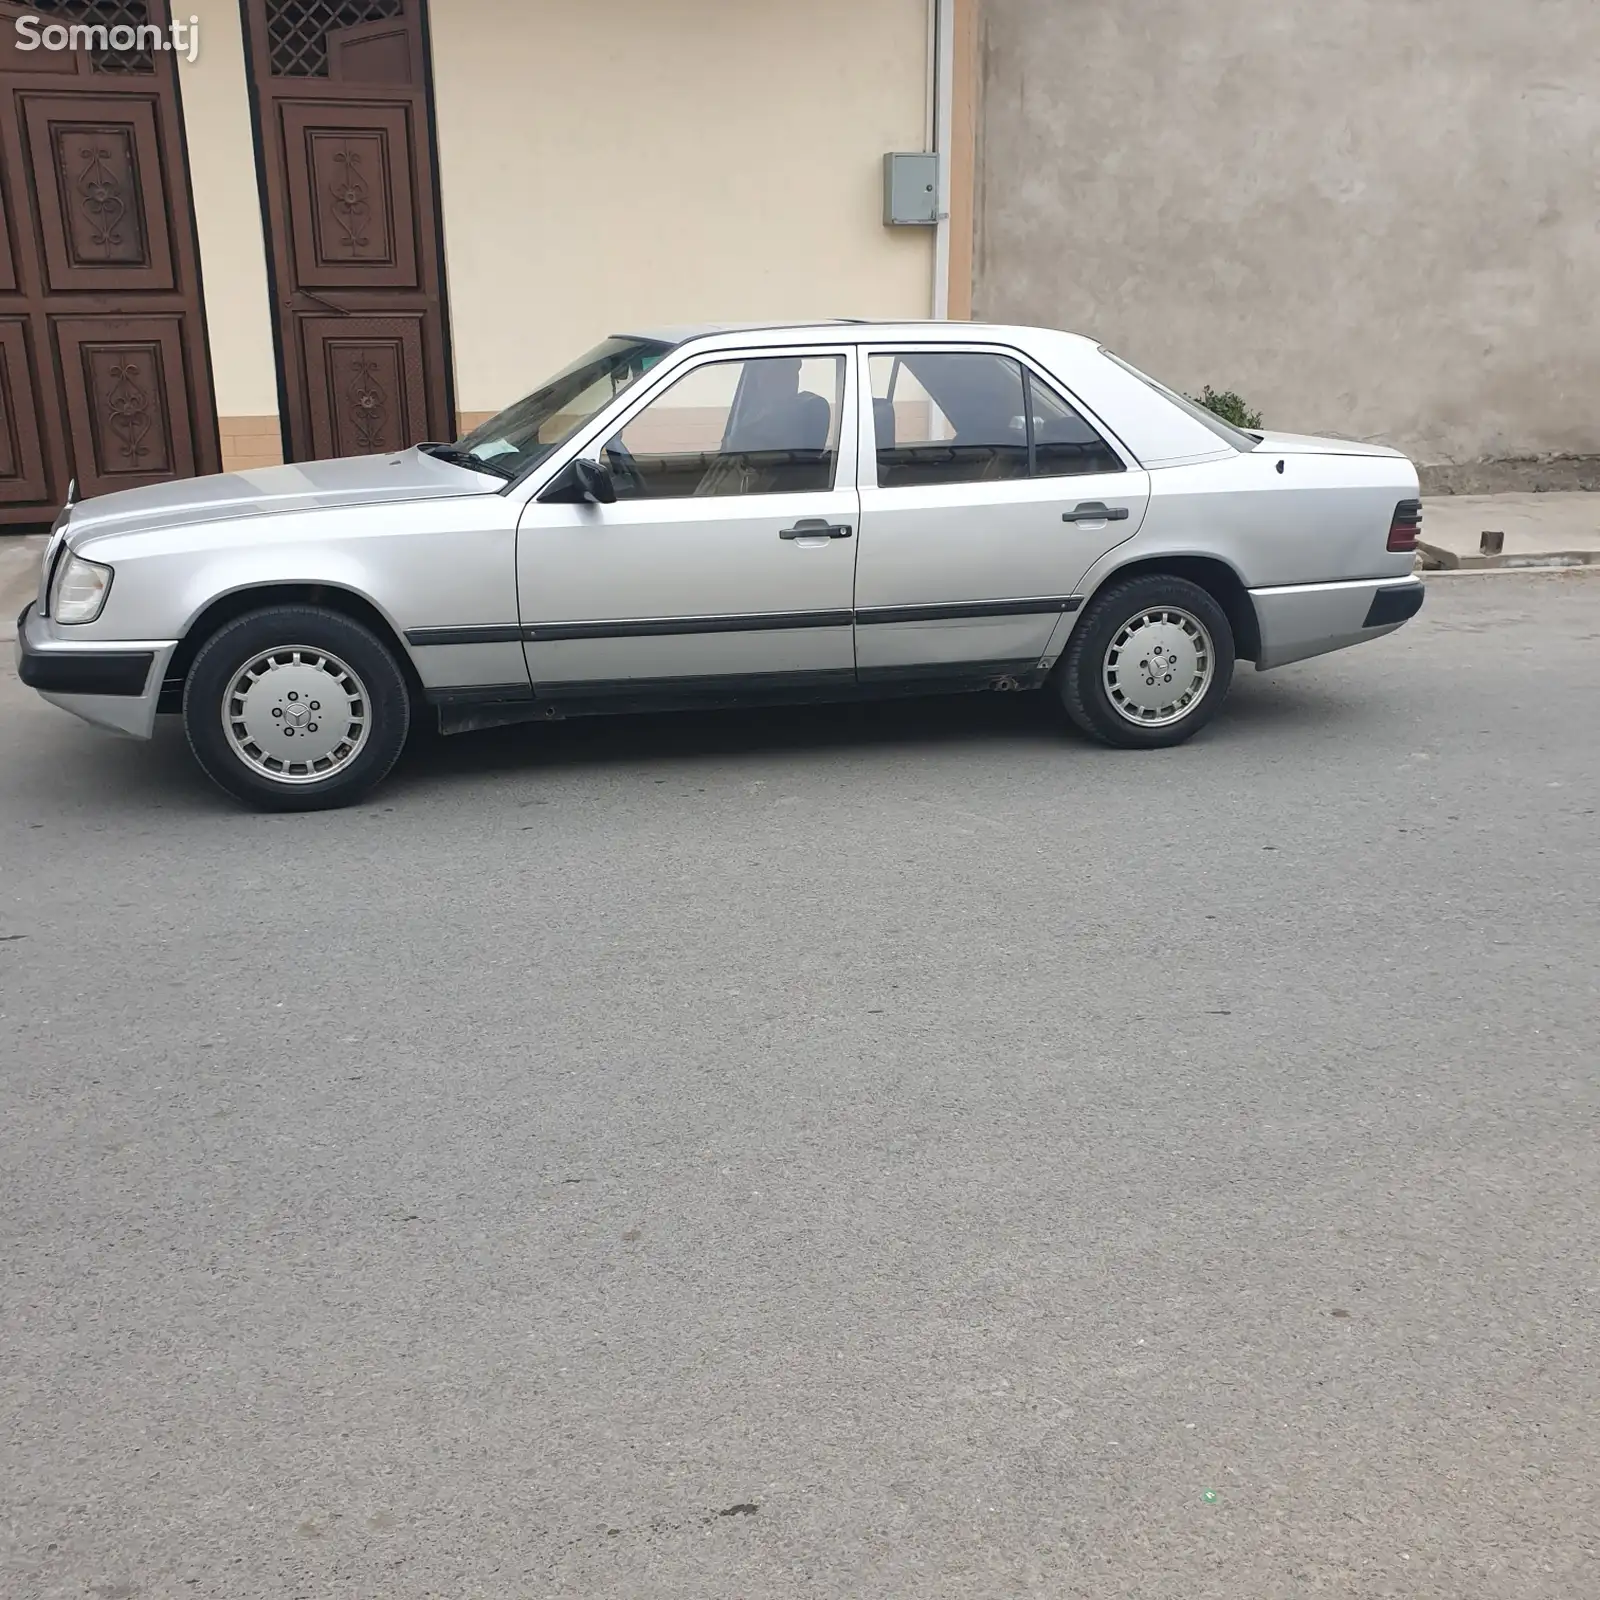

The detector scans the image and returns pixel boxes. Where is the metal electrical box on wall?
[882,152,940,225]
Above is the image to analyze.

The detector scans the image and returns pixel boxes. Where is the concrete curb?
[1417,540,1599,573]
[1420,565,1600,580]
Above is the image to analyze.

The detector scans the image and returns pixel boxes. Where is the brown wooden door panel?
[0,1,217,525]
[23,93,175,292]
[328,18,414,86]
[54,315,197,496]
[279,101,418,291]
[0,317,49,501]
[299,314,428,459]
[0,173,16,291]
[246,0,450,463]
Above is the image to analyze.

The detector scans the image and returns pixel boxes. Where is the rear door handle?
[780,519,853,540]
[1062,502,1130,523]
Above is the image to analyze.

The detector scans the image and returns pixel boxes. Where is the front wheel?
[183,605,411,810]
[1057,574,1235,748]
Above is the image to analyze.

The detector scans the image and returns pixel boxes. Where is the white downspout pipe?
[930,0,954,319]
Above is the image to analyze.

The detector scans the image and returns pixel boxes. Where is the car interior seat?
[697,387,834,495]
[872,398,896,453]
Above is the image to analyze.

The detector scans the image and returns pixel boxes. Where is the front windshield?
[455,336,672,477]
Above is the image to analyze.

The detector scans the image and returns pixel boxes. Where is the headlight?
[51,553,114,624]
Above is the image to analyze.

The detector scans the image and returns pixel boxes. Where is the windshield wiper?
[419,442,516,480]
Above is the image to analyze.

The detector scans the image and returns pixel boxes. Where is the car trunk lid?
[1251,430,1407,460]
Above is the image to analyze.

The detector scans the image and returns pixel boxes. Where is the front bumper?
[1249,575,1424,671]
[14,602,178,739]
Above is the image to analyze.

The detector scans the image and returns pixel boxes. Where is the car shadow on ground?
[5,670,1366,817]
[391,686,1055,784]
[383,671,1362,793]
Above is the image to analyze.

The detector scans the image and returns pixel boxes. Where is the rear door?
[853,345,1149,678]
[519,346,859,697]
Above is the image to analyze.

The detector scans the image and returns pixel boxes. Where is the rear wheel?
[183,605,410,810]
[1058,573,1235,748]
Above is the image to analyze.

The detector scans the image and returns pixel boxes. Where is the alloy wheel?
[221,646,371,784]
[1102,606,1214,727]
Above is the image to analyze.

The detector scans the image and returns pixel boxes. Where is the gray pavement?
[2,570,1598,1599]
[0,534,45,638]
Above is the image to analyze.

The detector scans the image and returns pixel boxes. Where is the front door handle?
[1062,502,1130,524]
[779,519,853,540]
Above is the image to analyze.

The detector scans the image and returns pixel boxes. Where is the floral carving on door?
[344,348,388,450]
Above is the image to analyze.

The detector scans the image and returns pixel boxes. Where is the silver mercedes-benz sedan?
[17,321,1424,811]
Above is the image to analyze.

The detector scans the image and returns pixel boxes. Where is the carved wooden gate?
[0,0,219,526]
[242,0,453,461]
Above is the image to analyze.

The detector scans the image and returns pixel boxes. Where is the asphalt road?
[3,572,1597,1599]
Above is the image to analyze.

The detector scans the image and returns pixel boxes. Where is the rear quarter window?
[1099,350,1255,453]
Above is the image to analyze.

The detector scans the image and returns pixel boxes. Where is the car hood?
[65,448,500,548]
[1252,430,1407,459]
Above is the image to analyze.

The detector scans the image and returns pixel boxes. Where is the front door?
[853,345,1149,677]
[0,0,219,524]
[242,0,453,462]
[520,348,859,699]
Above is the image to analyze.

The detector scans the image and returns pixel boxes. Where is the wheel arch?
[1079,552,1261,663]
[160,582,424,713]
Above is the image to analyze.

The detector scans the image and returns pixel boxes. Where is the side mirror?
[538,456,616,505]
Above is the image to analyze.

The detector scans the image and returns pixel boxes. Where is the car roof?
[618,319,1102,353]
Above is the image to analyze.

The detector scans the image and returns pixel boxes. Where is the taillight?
[1388,498,1422,553]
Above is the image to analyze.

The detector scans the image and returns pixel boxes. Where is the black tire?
[1057,573,1235,748]
[182,605,411,811]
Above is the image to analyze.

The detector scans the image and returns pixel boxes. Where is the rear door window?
[869,351,1028,488]
[1026,371,1126,477]
[869,349,1124,486]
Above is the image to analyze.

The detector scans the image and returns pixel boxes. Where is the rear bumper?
[14,603,177,739]
[1249,576,1424,671]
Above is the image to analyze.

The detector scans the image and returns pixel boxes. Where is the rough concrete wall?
[974,0,1600,471]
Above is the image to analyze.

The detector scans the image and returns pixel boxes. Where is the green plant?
[1188,385,1263,430]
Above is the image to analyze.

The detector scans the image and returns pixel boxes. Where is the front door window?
[603,355,845,499]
